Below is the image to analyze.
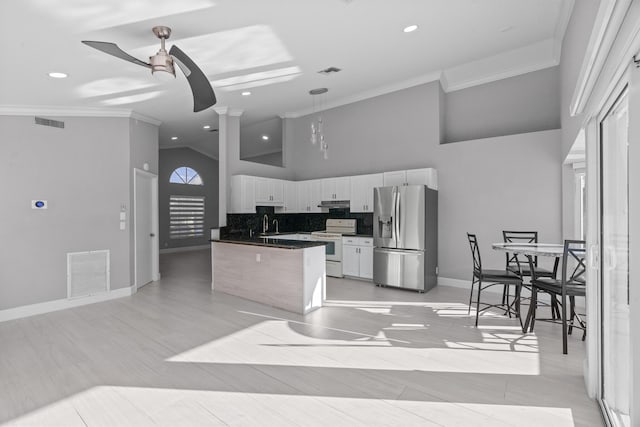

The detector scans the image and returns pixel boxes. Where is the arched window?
[169,166,203,185]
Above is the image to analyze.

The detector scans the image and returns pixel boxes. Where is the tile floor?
[0,249,603,426]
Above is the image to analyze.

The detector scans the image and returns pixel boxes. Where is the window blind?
[169,195,205,239]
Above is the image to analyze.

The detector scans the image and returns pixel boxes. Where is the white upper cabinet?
[229,175,256,213]
[350,173,383,213]
[321,177,350,200]
[383,168,437,190]
[405,168,438,189]
[382,170,407,187]
[297,179,323,212]
[276,180,298,213]
[254,177,284,206]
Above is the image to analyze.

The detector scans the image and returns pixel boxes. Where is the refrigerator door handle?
[391,188,399,243]
[396,188,401,247]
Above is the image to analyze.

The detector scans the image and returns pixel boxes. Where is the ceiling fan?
[82,26,217,113]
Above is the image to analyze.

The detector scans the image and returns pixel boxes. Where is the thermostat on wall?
[32,200,48,209]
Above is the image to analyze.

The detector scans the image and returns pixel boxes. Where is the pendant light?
[309,88,329,159]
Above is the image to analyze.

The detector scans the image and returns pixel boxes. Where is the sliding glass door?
[599,82,630,426]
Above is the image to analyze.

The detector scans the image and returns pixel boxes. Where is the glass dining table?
[492,242,564,332]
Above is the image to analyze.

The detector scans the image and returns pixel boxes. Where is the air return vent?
[67,250,110,298]
[35,116,65,129]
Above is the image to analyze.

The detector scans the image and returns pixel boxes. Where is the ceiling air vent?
[318,67,342,75]
[207,128,219,132]
[35,116,65,129]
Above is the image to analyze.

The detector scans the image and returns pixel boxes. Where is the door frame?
[133,168,160,292]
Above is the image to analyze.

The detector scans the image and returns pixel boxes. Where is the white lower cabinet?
[342,237,374,280]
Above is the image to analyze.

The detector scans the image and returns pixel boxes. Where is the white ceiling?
[0,0,572,159]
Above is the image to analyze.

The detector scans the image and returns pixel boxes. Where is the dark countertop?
[210,237,327,250]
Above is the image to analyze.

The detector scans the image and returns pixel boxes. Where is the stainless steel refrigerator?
[373,185,437,292]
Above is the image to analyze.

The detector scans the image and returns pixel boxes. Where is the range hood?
[318,200,350,209]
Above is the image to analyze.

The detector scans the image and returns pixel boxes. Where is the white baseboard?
[0,287,133,323]
[160,244,210,254]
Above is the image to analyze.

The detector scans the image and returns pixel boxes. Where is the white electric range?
[310,219,357,277]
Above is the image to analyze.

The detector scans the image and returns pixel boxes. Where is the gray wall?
[159,147,219,249]
[444,67,561,143]
[290,82,441,180]
[286,74,563,281]
[0,116,132,310]
[437,130,562,280]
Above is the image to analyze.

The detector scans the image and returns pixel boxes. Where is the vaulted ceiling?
[0,0,573,158]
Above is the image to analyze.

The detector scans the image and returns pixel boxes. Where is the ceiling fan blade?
[169,45,217,112]
[81,41,151,68]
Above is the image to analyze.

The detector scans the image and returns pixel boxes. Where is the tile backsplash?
[222,207,373,238]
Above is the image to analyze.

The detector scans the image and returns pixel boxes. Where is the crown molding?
[130,112,162,126]
[0,105,162,125]
[282,39,561,117]
[287,71,443,118]
[213,106,228,115]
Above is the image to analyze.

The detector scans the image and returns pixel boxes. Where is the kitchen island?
[210,237,327,314]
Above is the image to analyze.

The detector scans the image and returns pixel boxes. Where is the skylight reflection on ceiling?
[101,91,163,106]
[212,66,302,91]
[77,77,158,98]
[29,0,216,30]
[136,25,293,76]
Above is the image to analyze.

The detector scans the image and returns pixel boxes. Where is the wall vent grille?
[67,250,110,299]
[35,116,65,129]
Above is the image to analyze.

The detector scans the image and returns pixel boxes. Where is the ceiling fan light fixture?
[150,50,175,78]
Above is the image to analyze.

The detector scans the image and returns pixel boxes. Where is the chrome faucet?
[272,219,279,234]
[263,214,269,233]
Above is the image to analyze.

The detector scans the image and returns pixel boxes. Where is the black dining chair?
[502,230,560,318]
[467,233,523,328]
[524,239,587,354]
[502,231,559,279]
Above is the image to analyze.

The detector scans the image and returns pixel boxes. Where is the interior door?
[599,83,630,426]
[135,171,155,289]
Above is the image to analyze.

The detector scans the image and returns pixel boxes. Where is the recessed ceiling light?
[403,25,418,33]
[241,91,251,96]
[203,125,211,129]
[171,136,178,141]
[261,135,269,141]
[48,72,68,79]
